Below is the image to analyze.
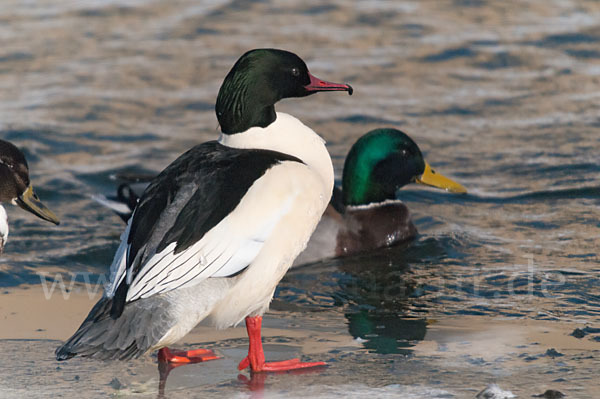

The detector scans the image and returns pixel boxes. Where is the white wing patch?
[119,164,299,303]
[105,218,132,297]
[91,194,133,216]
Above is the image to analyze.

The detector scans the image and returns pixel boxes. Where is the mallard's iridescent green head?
[342,128,466,206]
[216,49,353,134]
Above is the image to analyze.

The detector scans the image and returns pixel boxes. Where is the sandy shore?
[1,284,99,340]
[0,283,357,351]
[1,285,598,398]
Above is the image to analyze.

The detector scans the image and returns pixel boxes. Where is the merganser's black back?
[114,141,302,317]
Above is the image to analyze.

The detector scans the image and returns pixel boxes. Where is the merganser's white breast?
[219,112,334,196]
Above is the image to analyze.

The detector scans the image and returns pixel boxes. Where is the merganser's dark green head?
[342,128,466,206]
[216,48,353,134]
[0,139,59,225]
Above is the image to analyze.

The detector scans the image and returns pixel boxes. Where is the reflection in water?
[237,372,269,398]
[157,357,326,398]
[346,312,427,355]
[334,247,430,355]
[278,245,434,355]
[157,360,175,398]
[236,368,327,399]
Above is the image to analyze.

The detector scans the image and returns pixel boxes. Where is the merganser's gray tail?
[55,278,234,361]
[55,294,174,361]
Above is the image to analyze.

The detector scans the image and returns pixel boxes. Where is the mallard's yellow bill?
[16,185,60,225]
[415,162,467,194]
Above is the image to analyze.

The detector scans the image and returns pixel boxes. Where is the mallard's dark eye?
[291,67,300,77]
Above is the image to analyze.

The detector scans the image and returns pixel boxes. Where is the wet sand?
[1,285,598,398]
[0,284,357,350]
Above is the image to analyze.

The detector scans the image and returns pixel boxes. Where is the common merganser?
[56,49,352,373]
[0,139,59,252]
[294,128,466,265]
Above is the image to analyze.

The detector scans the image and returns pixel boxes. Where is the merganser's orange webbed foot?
[157,348,220,396]
[238,357,327,372]
[238,316,327,372]
[158,347,220,364]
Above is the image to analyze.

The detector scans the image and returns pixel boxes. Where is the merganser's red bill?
[305,72,353,95]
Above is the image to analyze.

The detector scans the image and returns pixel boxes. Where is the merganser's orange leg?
[238,316,327,372]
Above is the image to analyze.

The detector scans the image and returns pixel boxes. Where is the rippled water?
[1,0,599,398]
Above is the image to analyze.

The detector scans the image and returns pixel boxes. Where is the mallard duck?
[294,128,466,265]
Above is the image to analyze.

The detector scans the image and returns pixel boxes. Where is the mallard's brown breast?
[336,202,417,257]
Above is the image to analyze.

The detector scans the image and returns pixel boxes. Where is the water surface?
[0,0,599,397]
